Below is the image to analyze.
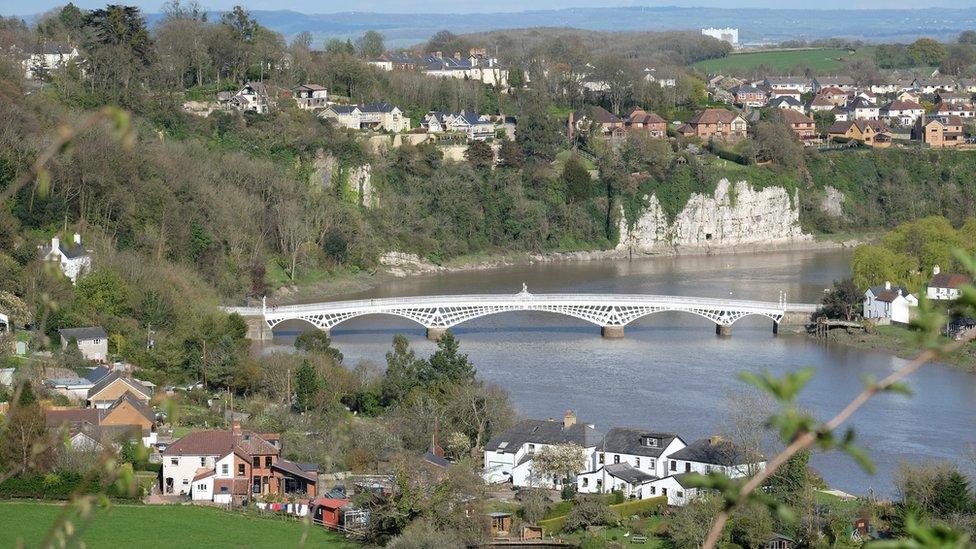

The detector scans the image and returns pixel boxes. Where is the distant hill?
[138,6,976,47]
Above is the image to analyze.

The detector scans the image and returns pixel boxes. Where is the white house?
[483,410,602,489]
[863,282,918,325]
[0,312,8,334]
[40,234,91,284]
[228,82,275,114]
[649,474,701,506]
[914,77,957,95]
[768,96,806,113]
[446,112,496,140]
[577,463,657,499]
[881,100,925,126]
[59,326,108,362]
[763,77,812,94]
[813,76,856,93]
[592,428,686,479]
[847,97,879,120]
[926,265,971,301]
[23,44,79,79]
[665,436,765,479]
[935,102,975,118]
[291,84,328,110]
[320,103,410,133]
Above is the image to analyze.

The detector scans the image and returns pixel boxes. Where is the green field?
[0,501,359,548]
[693,47,873,74]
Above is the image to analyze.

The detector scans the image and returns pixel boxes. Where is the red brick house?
[779,109,818,141]
[686,109,747,140]
[624,107,667,138]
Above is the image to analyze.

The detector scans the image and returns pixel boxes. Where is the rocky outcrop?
[821,186,845,217]
[310,151,375,208]
[616,179,809,254]
[348,164,375,208]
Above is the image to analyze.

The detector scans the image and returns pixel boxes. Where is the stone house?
[59,326,107,362]
[291,84,328,110]
[913,115,964,148]
[319,103,410,133]
[730,84,767,107]
[827,120,891,148]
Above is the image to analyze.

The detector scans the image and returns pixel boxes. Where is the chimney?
[454,51,461,59]
[709,435,725,446]
[434,51,442,59]
[232,420,241,435]
[51,236,60,251]
[885,281,891,290]
[933,265,941,275]
[563,409,576,429]
[73,233,81,245]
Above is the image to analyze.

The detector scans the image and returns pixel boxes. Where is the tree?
[356,30,385,59]
[533,442,585,488]
[729,502,774,549]
[851,244,918,291]
[820,278,863,321]
[754,111,804,171]
[959,30,976,44]
[0,384,51,474]
[766,449,811,508]
[561,157,592,203]
[515,93,564,162]
[294,360,320,412]
[497,138,524,169]
[428,332,474,385]
[444,431,470,460]
[562,496,618,532]
[593,54,637,115]
[382,335,429,405]
[425,30,468,57]
[907,38,947,67]
[465,140,494,170]
[670,493,729,548]
[294,330,343,363]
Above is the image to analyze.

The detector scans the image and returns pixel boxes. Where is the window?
[265,456,272,468]
[613,455,620,464]
[182,479,189,485]
[220,486,228,493]
[197,483,207,491]
[582,478,588,487]
[662,487,668,496]
[670,461,676,472]
[649,459,656,469]
[253,457,260,467]
[170,458,178,465]
[238,464,245,476]
[685,462,691,473]
[649,486,656,495]
[635,458,640,468]
[200,457,206,467]
[677,491,684,498]
[221,464,229,475]
[598,453,605,464]
[527,443,535,453]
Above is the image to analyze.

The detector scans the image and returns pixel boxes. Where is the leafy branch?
[698,248,976,549]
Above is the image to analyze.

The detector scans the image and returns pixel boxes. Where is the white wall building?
[59,327,108,362]
[926,265,971,301]
[483,411,602,489]
[23,44,79,79]
[41,234,91,284]
[701,27,739,46]
[864,282,918,325]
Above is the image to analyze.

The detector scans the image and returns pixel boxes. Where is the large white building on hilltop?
[701,27,739,46]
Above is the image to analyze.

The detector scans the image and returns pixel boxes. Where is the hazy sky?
[3,0,976,16]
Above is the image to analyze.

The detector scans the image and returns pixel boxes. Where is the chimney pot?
[51,236,60,250]
[563,409,576,429]
[232,420,241,434]
[885,281,891,290]
[73,233,81,245]
[933,265,941,275]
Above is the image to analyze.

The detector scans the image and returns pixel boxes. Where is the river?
[266,248,976,496]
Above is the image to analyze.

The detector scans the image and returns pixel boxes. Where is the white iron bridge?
[224,288,819,340]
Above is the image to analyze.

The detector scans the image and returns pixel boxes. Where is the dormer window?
[527,443,536,454]
[642,436,658,448]
[497,442,508,450]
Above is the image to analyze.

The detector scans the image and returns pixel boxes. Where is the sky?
[3,0,976,16]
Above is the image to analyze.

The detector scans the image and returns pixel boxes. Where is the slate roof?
[576,106,621,124]
[930,273,971,289]
[485,419,603,452]
[422,451,451,468]
[668,437,761,466]
[816,76,855,86]
[85,366,112,383]
[884,100,923,111]
[88,373,151,401]
[360,102,399,113]
[603,463,657,484]
[625,108,665,125]
[768,96,802,108]
[59,327,106,341]
[810,96,834,107]
[765,76,810,85]
[868,284,911,300]
[848,97,876,110]
[599,427,680,458]
[669,472,698,488]
[272,458,318,481]
[779,109,815,125]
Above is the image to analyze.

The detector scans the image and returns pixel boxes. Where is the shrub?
[562,495,619,532]
[610,496,668,518]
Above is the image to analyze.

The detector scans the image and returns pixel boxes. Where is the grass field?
[0,501,359,548]
[693,47,873,74]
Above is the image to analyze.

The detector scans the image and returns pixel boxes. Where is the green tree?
[561,157,592,203]
[906,38,948,67]
[294,359,320,412]
[294,330,343,363]
[382,334,428,405]
[0,383,51,474]
[355,30,385,59]
[515,93,564,162]
[765,449,810,508]
[851,245,918,290]
[497,138,523,169]
[464,140,494,170]
[562,495,618,532]
[428,332,474,385]
[73,269,131,318]
[820,278,862,321]
[959,30,976,44]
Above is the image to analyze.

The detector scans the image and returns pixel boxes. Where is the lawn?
[0,501,359,548]
[693,47,870,74]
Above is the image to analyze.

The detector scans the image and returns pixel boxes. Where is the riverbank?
[271,235,868,305]
[820,324,976,372]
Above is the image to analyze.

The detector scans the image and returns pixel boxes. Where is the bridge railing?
[223,294,819,316]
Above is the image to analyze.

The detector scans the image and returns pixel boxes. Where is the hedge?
[610,496,668,517]
[0,471,141,500]
[538,515,567,535]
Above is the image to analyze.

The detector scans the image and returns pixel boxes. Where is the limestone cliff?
[616,179,809,254]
